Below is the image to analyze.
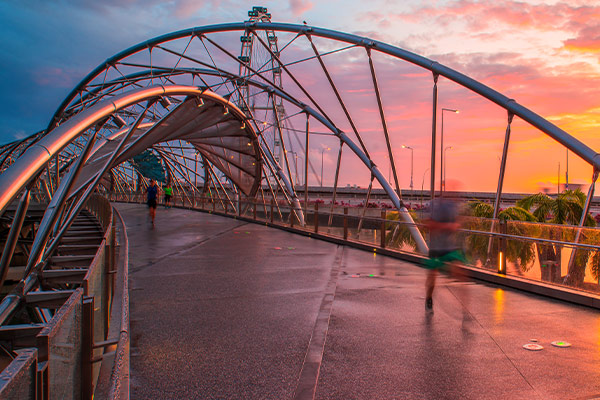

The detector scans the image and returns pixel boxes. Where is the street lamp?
[443,146,452,193]
[440,108,459,194]
[402,145,414,192]
[383,154,391,182]
[421,168,430,208]
[320,147,330,187]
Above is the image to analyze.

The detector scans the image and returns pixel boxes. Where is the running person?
[424,196,466,311]
[164,184,173,208]
[146,180,158,225]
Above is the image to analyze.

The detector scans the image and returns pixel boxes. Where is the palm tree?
[517,189,598,287]
[385,210,418,251]
[517,189,593,225]
[463,202,538,272]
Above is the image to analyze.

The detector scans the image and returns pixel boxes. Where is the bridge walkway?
[117,203,600,400]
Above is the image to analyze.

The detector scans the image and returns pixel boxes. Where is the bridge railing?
[81,195,115,398]
[0,348,38,399]
[0,194,128,400]
[37,288,85,399]
[110,192,600,301]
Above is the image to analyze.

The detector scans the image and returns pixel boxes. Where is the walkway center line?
[293,245,345,400]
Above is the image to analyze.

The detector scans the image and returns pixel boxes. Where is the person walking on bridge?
[146,179,159,226]
[164,183,173,208]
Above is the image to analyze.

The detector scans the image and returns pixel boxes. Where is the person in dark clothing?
[146,180,158,225]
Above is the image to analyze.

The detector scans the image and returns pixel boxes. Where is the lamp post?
[320,147,330,187]
[443,146,452,193]
[383,154,391,182]
[440,108,459,195]
[402,145,414,192]
[421,168,430,208]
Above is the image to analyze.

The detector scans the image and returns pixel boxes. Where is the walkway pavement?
[117,203,600,400]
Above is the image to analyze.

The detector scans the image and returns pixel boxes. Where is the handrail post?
[343,207,348,240]
[380,210,386,248]
[37,361,49,400]
[82,296,94,400]
[253,199,257,220]
[291,206,295,228]
[314,202,319,233]
[498,219,507,274]
[270,198,274,224]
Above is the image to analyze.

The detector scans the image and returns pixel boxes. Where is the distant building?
[538,182,587,194]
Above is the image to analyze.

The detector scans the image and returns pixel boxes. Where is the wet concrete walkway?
[117,203,600,400]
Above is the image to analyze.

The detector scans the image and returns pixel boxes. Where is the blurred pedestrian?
[424,195,466,312]
[146,179,158,226]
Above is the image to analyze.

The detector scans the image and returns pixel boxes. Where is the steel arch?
[0,86,262,213]
[2,20,598,297]
[46,22,599,171]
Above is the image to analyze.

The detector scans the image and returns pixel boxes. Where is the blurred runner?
[424,183,467,312]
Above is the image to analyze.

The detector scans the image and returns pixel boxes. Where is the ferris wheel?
[237,7,287,169]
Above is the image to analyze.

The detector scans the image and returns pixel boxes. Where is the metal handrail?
[111,191,600,253]
[105,207,130,400]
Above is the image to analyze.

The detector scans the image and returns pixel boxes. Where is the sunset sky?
[1,0,599,193]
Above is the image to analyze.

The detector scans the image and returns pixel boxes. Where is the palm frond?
[498,206,537,222]
[517,192,551,212]
[466,201,493,218]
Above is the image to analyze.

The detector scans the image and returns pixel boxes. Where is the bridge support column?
[565,168,599,284]
[430,73,439,202]
[486,112,514,267]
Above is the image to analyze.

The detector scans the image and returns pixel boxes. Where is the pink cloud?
[289,0,313,16]
[279,45,599,192]
[32,67,77,88]
[359,1,600,39]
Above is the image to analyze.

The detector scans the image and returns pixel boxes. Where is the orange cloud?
[563,25,600,53]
